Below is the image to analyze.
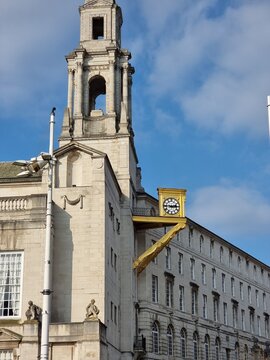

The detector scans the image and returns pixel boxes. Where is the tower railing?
[132,207,158,217]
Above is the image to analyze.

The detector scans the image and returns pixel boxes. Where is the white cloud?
[188,182,270,238]
[155,109,181,138]
[0,0,81,118]
[138,0,270,137]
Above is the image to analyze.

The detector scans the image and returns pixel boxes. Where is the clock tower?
[57,0,140,359]
[59,0,137,197]
[59,0,134,138]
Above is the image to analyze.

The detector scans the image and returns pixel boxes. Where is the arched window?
[167,325,173,355]
[193,332,199,360]
[152,322,159,354]
[220,246,223,262]
[244,345,248,360]
[215,337,221,360]
[89,75,106,114]
[210,240,214,258]
[180,328,187,358]
[234,342,239,360]
[200,235,204,253]
[205,335,210,360]
[238,256,241,271]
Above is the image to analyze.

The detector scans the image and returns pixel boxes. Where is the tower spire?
[60,0,135,140]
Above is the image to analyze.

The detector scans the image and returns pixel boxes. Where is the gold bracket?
[133,217,187,274]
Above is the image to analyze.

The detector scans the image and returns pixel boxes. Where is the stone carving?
[63,195,84,210]
[85,299,100,320]
[25,300,42,321]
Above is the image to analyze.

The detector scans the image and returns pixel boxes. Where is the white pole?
[40,108,56,360]
[267,96,270,140]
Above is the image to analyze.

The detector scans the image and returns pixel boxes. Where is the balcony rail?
[0,197,28,211]
[132,207,158,217]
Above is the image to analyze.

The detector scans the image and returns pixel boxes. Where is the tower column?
[122,64,129,115]
[75,62,83,116]
[83,73,89,117]
[109,60,115,113]
[67,69,74,116]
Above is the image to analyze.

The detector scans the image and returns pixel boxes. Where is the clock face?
[163,198,180,215]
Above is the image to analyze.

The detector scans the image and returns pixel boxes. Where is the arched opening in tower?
[89,76,106,115]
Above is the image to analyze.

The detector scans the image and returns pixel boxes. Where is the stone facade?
[0,0,269,359]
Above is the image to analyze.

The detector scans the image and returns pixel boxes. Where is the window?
[89,75,106,113]
[205,335,210,360]
[223,302,228,325]
[222,273,226,293]
[201,264,206,285]
[202,294,207,319]
[199,235,204,253]
[263,293,266,311]
[188,227,193,247]
[193,332,199,360]
[244,345,248,360]
[253,265,257,281]
[165,247,171,270]
[92,17,104,40]
[250,311,255,334]
[179,286,185,312]
[178,253,183,274]
[246,259,249,272]
[152,240,157,264]
[234,343,239,360]
[220,246,223,263]
[237,256,241,271]
[152,275,158,303]
[0,351,13,360]
[257,316,261,336]
[190,258,195,280]
[231,278,235,296]
[232,304,238,328]
[261,268,264,284]
[166,278,173,307]
[114,253,117,271]
[110,301,113,321]
[265,316,269,338]
[180,328,187,358]
[210,240,214,258]
[0,252,23,318]
[212,268,217,289]
[215,338,221,360]
[191,288,198,315]
[240,282,243,300]
[241,309,246,331]
[213,297,219,322]
[255,290,259,307]
[114,305,117,324]
[248,286,252,304]
[229,250,233,267]
[152,322,159,354]
[167,325,173,355]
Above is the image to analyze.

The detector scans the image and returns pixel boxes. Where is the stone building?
[0,0,269,359]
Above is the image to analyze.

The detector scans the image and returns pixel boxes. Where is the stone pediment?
[54,141,107,159]
[81,0,115,10]
[0,328,22,342]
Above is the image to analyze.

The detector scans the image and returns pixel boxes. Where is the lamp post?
[40,107,56,360]
[13,108,56,359]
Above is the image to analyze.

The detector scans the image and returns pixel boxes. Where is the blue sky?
[1,0,270,264]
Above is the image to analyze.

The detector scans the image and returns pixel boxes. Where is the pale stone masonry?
[0,0,269,359]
